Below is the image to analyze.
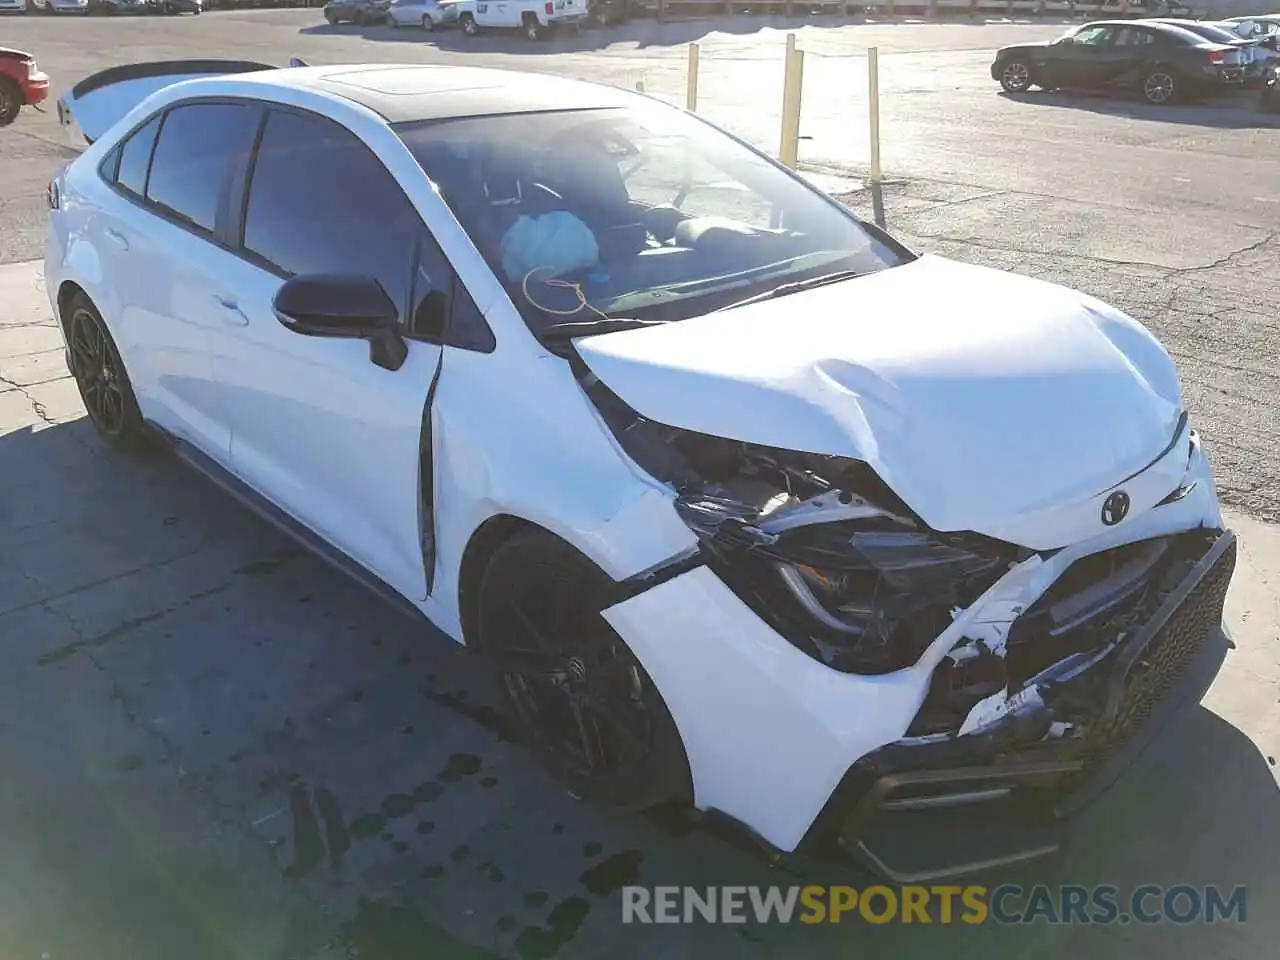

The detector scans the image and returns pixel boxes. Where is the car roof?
[1147,17,1236,32]
[1078,19,1188,32]
[222,64,636,124]
[1109,18,1225,42]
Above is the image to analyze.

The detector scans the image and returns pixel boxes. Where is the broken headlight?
[676,495,1017,675]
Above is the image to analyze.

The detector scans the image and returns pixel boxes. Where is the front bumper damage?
[804,528,1235,881]
[597,397,1233,880]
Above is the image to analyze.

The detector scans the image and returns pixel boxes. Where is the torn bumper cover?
[586,365,1232,879]
[803,528,1236,880]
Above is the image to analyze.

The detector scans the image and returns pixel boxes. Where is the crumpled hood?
[575,255,1186,549]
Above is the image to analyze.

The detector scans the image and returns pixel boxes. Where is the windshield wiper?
[711,268,865,314]
[538,317,669,343]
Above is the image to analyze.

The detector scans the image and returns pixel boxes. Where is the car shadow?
[1000,87,1280,128]
[1,404,1277,956]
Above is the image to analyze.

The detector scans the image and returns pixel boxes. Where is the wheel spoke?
[580,692,649,757]
[82,378,104,414]
[508,600,561,652]
[73,324,100,371]
[567,695,604,773]
[101,386,123,430]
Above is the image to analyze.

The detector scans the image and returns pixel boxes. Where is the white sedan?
[387,0,457,29]
[51,60,1235,880]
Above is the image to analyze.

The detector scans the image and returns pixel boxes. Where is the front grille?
[1065,536,1236,784]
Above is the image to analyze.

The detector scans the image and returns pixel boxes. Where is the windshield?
[395,106,907,334]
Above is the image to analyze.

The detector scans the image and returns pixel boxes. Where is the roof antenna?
[288,57,310,68]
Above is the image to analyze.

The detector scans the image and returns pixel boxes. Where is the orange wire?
[521,266,610,321]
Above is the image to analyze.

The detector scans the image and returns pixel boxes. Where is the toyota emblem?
[1101,490,1130,526]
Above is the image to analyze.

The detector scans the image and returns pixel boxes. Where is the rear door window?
[145,102,262,235]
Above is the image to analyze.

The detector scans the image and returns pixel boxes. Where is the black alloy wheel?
[477,530,690,810]
[67,296,151,452]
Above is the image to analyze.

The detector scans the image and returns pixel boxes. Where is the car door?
[1104,26,1162,88]
[210,107,447,601]
[1055,25,1121,88]
[92,100,262,464]
[391,0,419,23]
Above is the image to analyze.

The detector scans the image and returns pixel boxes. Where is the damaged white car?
[49,60,1234,881]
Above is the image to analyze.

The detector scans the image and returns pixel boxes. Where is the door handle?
[104,227,130,251]
[212,294,249,326]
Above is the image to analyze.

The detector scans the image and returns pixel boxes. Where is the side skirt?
[155,425,432,629]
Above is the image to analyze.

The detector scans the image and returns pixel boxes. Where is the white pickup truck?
[454,0,586,40]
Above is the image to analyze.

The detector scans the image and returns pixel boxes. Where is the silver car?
[387,0,457,29]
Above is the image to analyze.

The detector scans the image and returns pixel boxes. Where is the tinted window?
[115,114,161,197]
[146,102,261,234]
[1071,25,1113,46]
[243,109,420,322]
[1114,27,1154,47]
[410,229,452,341]
[447,276,496,352]
[406,228,493,351]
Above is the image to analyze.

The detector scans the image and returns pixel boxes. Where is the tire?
[0,77,20,127]
[1262,78,1280,114]
[459,11,475,33]
[523,13,540,40]
[475,529,691,810]
[1142,68,1177,105]
[998,58,1032,94]
[421,12,433,28]
[324,9,336,21]
[65,294,153,454]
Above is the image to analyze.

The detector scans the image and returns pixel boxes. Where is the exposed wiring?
[521,266,610,320]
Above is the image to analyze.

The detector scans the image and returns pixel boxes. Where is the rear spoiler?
[58,57,309,146]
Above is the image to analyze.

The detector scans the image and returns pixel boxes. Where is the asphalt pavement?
[1,11,1278,960]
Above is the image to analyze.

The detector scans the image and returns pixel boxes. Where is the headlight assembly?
[676,494,1018,675]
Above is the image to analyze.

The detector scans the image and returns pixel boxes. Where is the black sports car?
[992,19,1246,105]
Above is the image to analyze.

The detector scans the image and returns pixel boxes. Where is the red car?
[0,48,50,127]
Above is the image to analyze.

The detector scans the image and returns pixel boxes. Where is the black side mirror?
[273,274,408,371]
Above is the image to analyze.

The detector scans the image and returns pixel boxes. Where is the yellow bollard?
[687,43,700,112]
[779,43,804,169]
[868,46,885,227]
